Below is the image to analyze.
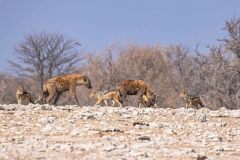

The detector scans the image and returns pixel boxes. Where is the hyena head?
[148,94,157,106]
[83,75,92,89]
[76,75,92,89]
[142,94,156,107]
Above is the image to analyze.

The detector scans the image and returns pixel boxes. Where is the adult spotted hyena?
[36,73,92,105]
[116,80,156,107]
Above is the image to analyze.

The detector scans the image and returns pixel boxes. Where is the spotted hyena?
[89,90,122,107]
[16,86,34,105]
[116,80,156,107]
[36,73,92,105]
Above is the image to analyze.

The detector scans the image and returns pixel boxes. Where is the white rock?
[197,113,207,122]
[231,110,240,118]
[38,117,55,124]
[164,128,175,135]
[83,124,95,131]
[42,124,53,134]
[149,122,165,129]
[216,122,227,127]
[122,114,132,119]
[132,110,139,116]
[70,128,80,136]
[228,128,240,136]
[206,133,221,142]
[59,144,73,152]
[209,111,220,117]
[214,146,224,152]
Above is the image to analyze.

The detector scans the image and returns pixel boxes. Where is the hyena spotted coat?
[116,80,156,107]
[36,73,92,105]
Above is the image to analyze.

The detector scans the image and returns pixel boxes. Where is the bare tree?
[8,32,83,92]
[86,44,176,107]
[2,17,239,108]
[222,17,240,59]
[0,73,18,104]
[86,45,121,90]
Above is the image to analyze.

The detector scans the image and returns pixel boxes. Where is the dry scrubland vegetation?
[1,17,240,109]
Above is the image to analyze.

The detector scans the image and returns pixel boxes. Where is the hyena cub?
[178,89,204,109]
[116,80,156,107]
[36,73,92,105]
[16,86,33,105]
[89,90,122,107]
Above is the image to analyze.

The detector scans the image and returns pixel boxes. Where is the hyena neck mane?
[75,75,87,85]
[64,73,92,88]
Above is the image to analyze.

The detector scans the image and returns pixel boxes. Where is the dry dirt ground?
[0,104,240,160]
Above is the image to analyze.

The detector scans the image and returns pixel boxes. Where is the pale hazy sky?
[1,0,240,71]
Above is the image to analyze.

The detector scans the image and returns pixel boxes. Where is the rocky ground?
[0,104,240,160]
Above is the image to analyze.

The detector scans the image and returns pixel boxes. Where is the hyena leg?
[137,90,145,107]
[104,100,109,106]
[46,91,57,105]
[119,91,127,105]
[70,92,79,105]
[70,86,80,105]
[53,92,62,105]
[35,94,48,104]
[45,84,57,105]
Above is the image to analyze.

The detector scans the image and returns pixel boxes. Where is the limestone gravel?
[0,104,240,160]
